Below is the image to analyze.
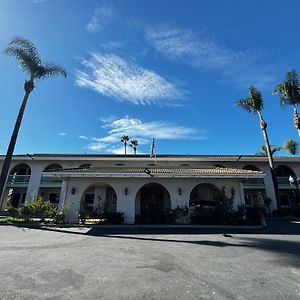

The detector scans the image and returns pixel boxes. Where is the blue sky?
[0,0,299,155]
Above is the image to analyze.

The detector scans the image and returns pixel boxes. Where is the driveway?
[0,219,300,299]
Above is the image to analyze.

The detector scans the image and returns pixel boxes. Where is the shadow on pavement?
[10,218,300,267]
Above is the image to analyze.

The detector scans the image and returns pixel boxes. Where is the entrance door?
[141,188,164,224]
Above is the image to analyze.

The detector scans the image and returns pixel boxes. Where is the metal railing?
[7,175,30,184]
[242,178,265,186]
[40,177,62,185]
[277,177,291,185]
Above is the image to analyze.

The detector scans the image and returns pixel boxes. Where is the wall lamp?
[71,187,76,195]
[124,187,128,195]
[178,187,182,195]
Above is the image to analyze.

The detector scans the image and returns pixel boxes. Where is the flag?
[150,138,155,158]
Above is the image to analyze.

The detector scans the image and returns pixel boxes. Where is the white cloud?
[32,0,46,3]
[80,116,203,153]
[75,53,185,106]
[145,24,277,88]
[58,132,67,136]
[85,4,116,33]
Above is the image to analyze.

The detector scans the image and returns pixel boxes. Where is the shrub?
[170,206,189,224]
[7,207,18,218]
[19,204,34,222]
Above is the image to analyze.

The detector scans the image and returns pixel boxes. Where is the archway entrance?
[80,182,117,217]
[189,183,221,207]
[135,183,171,224]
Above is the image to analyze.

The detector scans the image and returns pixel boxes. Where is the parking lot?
[0,220,300,299]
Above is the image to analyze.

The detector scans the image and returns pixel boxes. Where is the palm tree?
[0,37,67,207]
[274,69,300,138]
[284,138,299,156]
[256,145,283,156]
[129,139,139,155]
[120,135,129,155]
[235,86,279,204]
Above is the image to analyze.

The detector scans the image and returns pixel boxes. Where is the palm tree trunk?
[0,81,33,209]
[293,106,300,138]
[258,112,280,207]
[125,142,127,155]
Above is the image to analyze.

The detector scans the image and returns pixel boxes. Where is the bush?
[19,204,34,222]
[170,206,189,224]
[7,207,18,218]
[18,196,58,222]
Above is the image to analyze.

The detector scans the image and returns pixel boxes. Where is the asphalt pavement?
[0,219,300,299]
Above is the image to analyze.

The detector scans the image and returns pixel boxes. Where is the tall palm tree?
[256,145,283,156]
[129,139,139,155]
[284,138,299,156]
[274,69,300,138]
[0,37,67,207]
[120,135,129,155]
[235,86,279,204]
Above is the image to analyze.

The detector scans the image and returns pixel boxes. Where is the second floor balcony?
[7,175,30,186]
[40,176,62,187]
[242,178,265,188]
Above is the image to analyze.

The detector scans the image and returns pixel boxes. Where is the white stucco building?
[1,154,299,224]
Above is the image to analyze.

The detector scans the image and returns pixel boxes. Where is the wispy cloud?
[85,4,116,33]
[75,53,185,106]
[58,132,67,136]
[79,116,203,153]
[32,0,47,3]
[145,24,277,88]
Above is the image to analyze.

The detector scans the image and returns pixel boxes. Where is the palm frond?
[284,138,298,156]
[4,46,38,77]
[4,36,67,82]
[34,63,67,80]
[235,86,263,114]
[274,69,300,106]
[7,36,41,66]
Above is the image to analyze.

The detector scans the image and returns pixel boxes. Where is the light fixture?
[124,187,128,195]
[178,187,182,195]
[71,187,76,195]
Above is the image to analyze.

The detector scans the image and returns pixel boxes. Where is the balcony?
[6,175,30,186]
[40,176,62,187]
[277,177,293,187]
[242,178,265,188]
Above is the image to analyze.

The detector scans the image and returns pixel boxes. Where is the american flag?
[150,138,155,158]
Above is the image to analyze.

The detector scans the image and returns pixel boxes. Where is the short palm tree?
[120,135,129,155]
[256,145,283,156]
[235,86,279,204]
[284,138,299,156]
[274,69,300,138]
[0,37,67,206]
[129,139,139,155]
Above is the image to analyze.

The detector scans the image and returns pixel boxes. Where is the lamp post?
[289,175,300,204]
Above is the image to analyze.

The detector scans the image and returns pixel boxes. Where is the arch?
[80,182,117,216]
[276,165,296,177]
[242,164,261,171]
[135,182,171,224]
[189,183,221,207]
[43,163,63,172]
[9,163,31,176]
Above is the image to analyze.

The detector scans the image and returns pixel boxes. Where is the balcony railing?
[277,177,291,186]
[7,175,30,185]
[242,178,265,186]
[40,177,62,186]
